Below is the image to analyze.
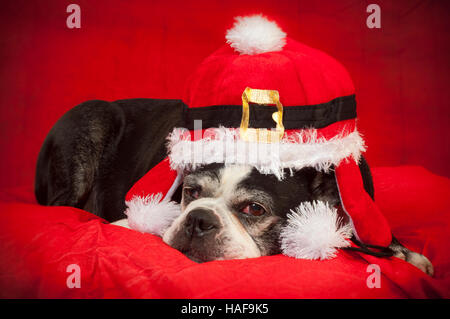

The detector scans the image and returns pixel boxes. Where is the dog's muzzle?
[163,198,262,262]
[184,208,220,238]
[162,203,225,262]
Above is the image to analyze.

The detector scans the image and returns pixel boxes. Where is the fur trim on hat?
[167,127,366,180]
[226,14,286,55]
[280,201,352,260]
[124,193,181,236]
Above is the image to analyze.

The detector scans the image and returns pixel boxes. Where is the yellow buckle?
[240,87,284,143]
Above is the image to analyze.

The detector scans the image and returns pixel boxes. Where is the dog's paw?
[394,250,434,276]
[406,252,434,276]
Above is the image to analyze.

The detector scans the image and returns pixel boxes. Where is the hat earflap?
[123,195,352,260]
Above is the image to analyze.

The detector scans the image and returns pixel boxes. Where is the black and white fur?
[162,163,340,262]
[35,99,434,275]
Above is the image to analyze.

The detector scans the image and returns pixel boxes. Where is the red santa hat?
[124,14,393,258]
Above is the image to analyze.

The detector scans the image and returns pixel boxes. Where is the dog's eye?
[184,187,200,199]
[240,203,266,216]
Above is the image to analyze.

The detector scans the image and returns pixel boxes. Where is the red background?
[0,0,449,188]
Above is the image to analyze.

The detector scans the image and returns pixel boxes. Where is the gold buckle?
[240,87,284,143]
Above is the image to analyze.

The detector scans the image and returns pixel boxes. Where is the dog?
[35,99,434,275]
[162,163,340,262]
[161,163,433,275]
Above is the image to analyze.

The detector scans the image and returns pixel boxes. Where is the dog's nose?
[185,209,220,237]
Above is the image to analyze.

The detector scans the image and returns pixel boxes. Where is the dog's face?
[162,163,339,263]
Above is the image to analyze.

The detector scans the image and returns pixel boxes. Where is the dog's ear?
[309,169,340,206]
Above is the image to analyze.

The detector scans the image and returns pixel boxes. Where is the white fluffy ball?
[125,193,181,237]
[226,14,286,55]
[280,201,352,260]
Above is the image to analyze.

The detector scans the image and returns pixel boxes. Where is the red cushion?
[0,166,449,298]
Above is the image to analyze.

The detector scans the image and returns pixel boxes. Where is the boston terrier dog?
[35,99,433,275]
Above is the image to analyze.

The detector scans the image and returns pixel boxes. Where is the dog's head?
[162,163,340,263]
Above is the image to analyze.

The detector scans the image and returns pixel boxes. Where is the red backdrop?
[0,0,449,188]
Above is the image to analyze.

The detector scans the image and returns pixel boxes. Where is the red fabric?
[125,158,177,202]
[336,160,392,247]
[184,39,355,108]
[0,1,449,189]
[1,166,449,298]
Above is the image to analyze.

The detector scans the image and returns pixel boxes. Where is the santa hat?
[123,14,393,259]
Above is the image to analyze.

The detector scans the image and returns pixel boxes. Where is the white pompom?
[226,14,286,55]
[280,201,352,260]
[125,193,181,237]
